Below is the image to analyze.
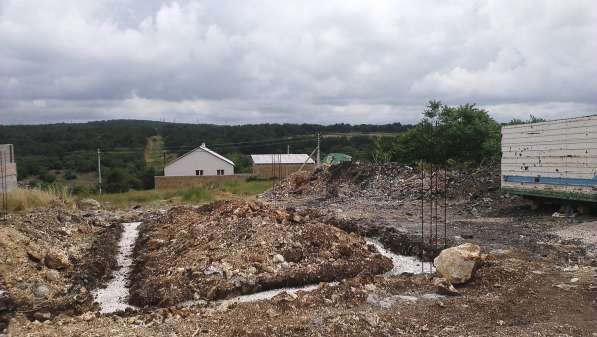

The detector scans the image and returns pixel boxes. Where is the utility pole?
[162,151,166,175]
[316,132,320,165]
[97,148,102,195]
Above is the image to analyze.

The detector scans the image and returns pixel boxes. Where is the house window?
[217,169,224,176]
[196,170,204,176]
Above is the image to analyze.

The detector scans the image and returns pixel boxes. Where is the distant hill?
[0,119,411,191]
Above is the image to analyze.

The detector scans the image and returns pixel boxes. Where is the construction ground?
[1,162,596,336]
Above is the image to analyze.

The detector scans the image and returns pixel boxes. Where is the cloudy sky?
[1,1,596,125]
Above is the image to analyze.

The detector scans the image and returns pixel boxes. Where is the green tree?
[370,137,396,163]
[395,101,501,164]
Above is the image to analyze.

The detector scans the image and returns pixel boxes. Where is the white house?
[164,143,234,177]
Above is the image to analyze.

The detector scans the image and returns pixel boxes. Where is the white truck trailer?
[501,115,597,203]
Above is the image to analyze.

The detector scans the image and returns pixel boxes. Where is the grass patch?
[94,180,271,209]
[6,186,73,212]
[215,180,272,196]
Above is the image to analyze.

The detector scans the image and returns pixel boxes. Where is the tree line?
[0,104,544,193]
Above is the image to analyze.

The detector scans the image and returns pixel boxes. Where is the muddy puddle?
[92,222,141,314]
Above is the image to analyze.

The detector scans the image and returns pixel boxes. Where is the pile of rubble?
[266,162,505,214]
[129,200,393,307]
[270,162,500,201]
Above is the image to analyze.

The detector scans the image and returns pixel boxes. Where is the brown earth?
[5,163,597,336]
[9,250,597,336]
[129,200,392,307]
[0,202,147,330]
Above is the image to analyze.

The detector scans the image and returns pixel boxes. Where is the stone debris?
[433,243,481,284]
[0,204,153,327]
[44,250,71,270]
[432,277,460,296]
[77,198,101,211]
[129,200,393,307]
[265,162,503,215]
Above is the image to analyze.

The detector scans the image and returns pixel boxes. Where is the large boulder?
[434,243,481,284]
[78,198,101,210]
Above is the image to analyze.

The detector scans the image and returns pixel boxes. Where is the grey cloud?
[0,0,596,125]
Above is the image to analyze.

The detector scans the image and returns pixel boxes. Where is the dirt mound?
[266,162,507,216]
[0,204,127,326]
[129,200,392,307]
[269,162,499,201]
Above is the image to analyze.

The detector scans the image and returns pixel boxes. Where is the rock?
[363,313,379,327]
[27,245,45,262]
[79,311,95,321]
[33,284,50,298]
[433,277,460,296]
[44,250,71,270]
[32,312,51,321]
[45,269,60,282]
[272,254,285,264]
[0,287,15,312]
[434,243,481,284]
[78,198,101,210]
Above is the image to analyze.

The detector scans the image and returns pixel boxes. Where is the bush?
[39,171,57,184]
[64,170,78,180]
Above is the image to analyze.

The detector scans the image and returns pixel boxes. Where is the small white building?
[164,143,234,177]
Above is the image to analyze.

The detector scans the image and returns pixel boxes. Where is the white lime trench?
[501,115,597,203]
[93,222,141,314]
[164,143,235,177]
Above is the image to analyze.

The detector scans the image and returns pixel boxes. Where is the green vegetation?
[0,120,410,193]
[95,180,271,208]
[1,102,509,195]
[371,101,501,166]
[507,114,546,125]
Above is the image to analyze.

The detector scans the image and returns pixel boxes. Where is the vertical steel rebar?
[420,167,424,273]
[435,165,439,251]
[444,166,448,248]
[271,154,275,206]
[429,164,433,246]
[0,151,6,220]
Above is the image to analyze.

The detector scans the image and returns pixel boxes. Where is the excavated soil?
[10,250,597,336]
[4,163,597,336]
[129,200,392,307]
[0,204,144,330]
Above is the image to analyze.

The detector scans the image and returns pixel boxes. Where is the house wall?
[155,175,248,190]
[252,163,315,179]
[165,148,234,176]
[501,115,597,202]
[0,144,17,192]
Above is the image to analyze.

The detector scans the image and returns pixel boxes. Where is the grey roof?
[166,143,235,167]
[251,154,315,164]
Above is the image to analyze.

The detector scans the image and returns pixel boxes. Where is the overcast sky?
[1,1,596,125]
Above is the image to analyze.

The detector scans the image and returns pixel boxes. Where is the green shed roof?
[323,153,352,164]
